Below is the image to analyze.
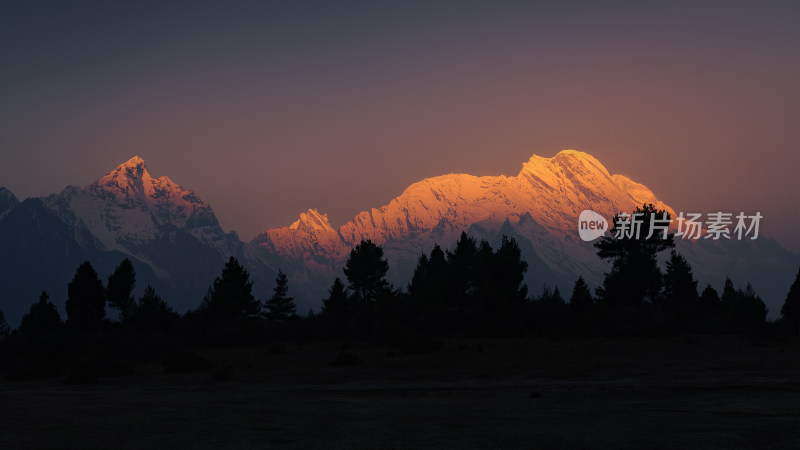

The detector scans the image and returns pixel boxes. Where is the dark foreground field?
[1,335,799,449]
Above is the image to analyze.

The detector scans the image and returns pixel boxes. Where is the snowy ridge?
[249,149,684,303]
[92,156,206,222]
[254,149,673,261]
[43,156,237,272]
[247,149,798,318]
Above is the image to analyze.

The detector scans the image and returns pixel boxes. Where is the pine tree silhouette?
[660,251,699,330]
[488,236,529,305]
[66,261,106,329]
[128,285,179,332]
[320,277,359,335]
[408,244,451,330]
[201,256,260,320]
[721,277,767,331]
[595,204,674,307]
[532,284,569,335]
[721,277,736,305]
[343,240,389,303]
[264,270,296,323]
[780,268,800,334]
[322,277,351,315]
[699,284,722,331]
[552,286,564,304]
[108,258,136,321]
[19,291,62,335]
[569,276,594,315]
[446,232,478,309]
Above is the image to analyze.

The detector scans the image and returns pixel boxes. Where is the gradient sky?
[2,0,799,251]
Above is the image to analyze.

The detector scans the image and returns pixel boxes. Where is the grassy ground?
[1,335,799,449]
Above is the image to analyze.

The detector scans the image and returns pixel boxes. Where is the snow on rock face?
[44,156,230,257]
[289,209,336,233]
[514,150,676,233]
[92,156,207,225]
[254,209,344,260]
[247,148,687,302]
[254,149,675,263]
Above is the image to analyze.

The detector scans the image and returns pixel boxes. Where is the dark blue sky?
[2,0,799,250]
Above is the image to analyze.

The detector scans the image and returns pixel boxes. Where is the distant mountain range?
[1,151,797,325]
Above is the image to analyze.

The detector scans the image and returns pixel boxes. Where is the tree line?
[1,203,799,380]
[314,206,799,339]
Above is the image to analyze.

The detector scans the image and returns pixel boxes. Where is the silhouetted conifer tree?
[489,236,529,304]
[780,268,800,334]
[409,245,449,299]
[66,261,106,329]
[700,284,721,310]
[473,239,495,303]
[201,257,260,320]
[660,251,699,330]
[720,278,767,332]
[128,285,179,332]
[721,277,736,305]
[568,276,595,334]
[107,258,136,321]
[322,277,351,315]
[736,283,767,329]
[321,277,365,336]
[446,232,478,309]
[19,291,62,335]
[699,284,722,331]
[532,285,568,335]
[552,286,564,303]
[595,204,674,307]
[264,270,296,323]
[343,240,389,303]
[720,276,738,331]
[408,244,453,330]
[409,253,431,298]
[569,276,594,316]
[663,251,698,303]
[536,285,566,306]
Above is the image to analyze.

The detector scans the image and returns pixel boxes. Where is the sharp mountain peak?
[289,209,336,233]
[122,155,146,168]
[92,156,192,202]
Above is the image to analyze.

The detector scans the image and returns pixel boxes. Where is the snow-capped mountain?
[0,157,273,325]
[43,156,242,276]
[252,150,798,317]
[252,150,674,291]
